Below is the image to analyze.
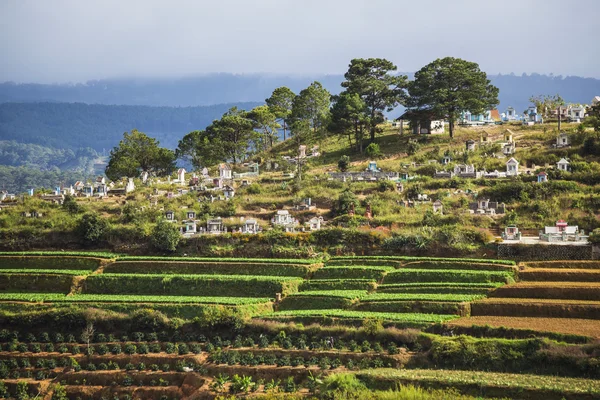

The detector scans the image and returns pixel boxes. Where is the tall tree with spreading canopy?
[329,92,369,152]
[407,57,499,138]
[247,105,281,150]
[341,58,408,143]
[207,107,257,164]
[290,81,331,140]
[175,130,224,170]
[265,87,296,140]
[105,129,176,180]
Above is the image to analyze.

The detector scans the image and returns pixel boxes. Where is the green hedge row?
[326,259,400,267]
[331,256,516,266]
[0,274,73,293]
[83,274,302,297]
[104,261,316,278]
[299,279,377,291]
[353,300,469,316]
[401,261,516,272]
[312,266,394,280]
[277,296,355,311]
[116,256,318,264]
[0,256,101,270]
[383,269,513,284]
[0,251,118,259]
[377,286,494,295]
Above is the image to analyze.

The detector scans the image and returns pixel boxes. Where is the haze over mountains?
[2,73,599,111]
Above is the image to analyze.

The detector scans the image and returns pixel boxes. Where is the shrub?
[149,343,161,353]
[124,344,137,354]
[365,143,382,158]
[319,373,366,396]
[97,344,108,355]
[77,213,109,244]
[137,343,149,354]
[283,376,297,393]
[177,343,189,355]
[165,342,176,354]
[151,219,181,252]
[338,155,350,172]
[111,344,122,354]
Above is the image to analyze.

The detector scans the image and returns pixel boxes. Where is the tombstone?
[177,168,186,183]
[433,200,443,214]
[141,171,149,184]
[299,145,307,158]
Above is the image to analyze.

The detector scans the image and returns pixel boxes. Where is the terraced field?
[1,253,599,399]
[453,260,600,338]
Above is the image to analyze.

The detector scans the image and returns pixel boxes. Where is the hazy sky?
[1,0,599,83]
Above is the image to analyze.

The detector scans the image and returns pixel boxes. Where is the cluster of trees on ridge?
[106,57,505,179]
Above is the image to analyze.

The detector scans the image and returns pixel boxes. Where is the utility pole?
[557,106,562,131]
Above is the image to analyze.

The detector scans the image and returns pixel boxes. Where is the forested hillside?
[1,73,599,111]
[0,101,262,151]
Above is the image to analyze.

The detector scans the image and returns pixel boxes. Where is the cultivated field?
[0,253,599,399]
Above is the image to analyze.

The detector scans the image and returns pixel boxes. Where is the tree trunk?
[449,119,455,138]
[283,121,287,141]
[370,109,376,143]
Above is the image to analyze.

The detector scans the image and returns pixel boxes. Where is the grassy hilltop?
[1,121,598,258]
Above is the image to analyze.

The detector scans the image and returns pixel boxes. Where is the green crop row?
[355,368,600,396]
[0,256,102,271]
[116,256,318,264]
[299,279,377,292]
[83,274,302,297]
[0,269,91,275]
[261,309,457,323]
[360,293,486,303]
[0,293,272,305]
[277,296,355,311]
[313,266,394,280]
[0,274,73,293]
[383,269,513,284]
[0,251,119,259]
[401,261,516,272]
[353,301,469,316]
[378,282,504,288]
[104,260,314,277]
[332,256,516,266]
[290,290,368,299]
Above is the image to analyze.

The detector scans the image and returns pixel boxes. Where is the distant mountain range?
[0,72,599,155]
[0,101,262,152]
[2,73,599,113]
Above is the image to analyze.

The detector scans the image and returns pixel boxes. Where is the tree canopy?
[265,87,296,140]
[341,58,408,142]
[329,92,369,152]
[290,81,331,141]
[206,107,257,164]
[407,57,499,138]
[105,129,176,181]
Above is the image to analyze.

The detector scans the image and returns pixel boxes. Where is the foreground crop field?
[1,253,599,399]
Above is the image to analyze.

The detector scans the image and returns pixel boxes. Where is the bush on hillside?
[365,143,382,158]
[151,219,180,252]
[77,213,109,244]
